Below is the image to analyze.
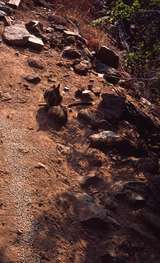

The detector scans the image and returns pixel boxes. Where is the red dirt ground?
[0,2,159,263]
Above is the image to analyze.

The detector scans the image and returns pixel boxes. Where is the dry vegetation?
[53,1,109,51]
[50,0,93,12]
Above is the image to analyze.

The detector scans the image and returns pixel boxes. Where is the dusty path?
[0,44,95,263]
[0,110,40,263]
[0,93,93,263]
[0,102,69,263]
[0,45,44,262]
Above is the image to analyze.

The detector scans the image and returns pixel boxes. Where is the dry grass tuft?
[49,0,109,51]
[80,25,107,51]
[55,4,108,51]
[51,0,92,13]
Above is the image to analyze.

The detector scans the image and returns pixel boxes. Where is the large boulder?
[3,23,30,46]
[89,131,142,156]
[99,93,126,122]
[3,23,44,50]
[97,46,119,68]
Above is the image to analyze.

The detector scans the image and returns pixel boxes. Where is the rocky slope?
[92,0,160,105]
[0,1,159,263]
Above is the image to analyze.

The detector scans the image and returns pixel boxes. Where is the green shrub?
[111,0,141,20]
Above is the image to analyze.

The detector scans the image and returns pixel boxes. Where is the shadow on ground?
[0,249,14,263]
[36,106,66,132]
[30,190,110,263]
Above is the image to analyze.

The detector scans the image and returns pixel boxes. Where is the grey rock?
[3,16,13,26]
[45,26,53,33]
[125,190,145,206]
[65,35,76,45]
[62,46,81,59]
[56,143,71,155]
[8,0,21,8]
[97,46,119,68]
[24,75,41,84]
[78,109,111,129]
[52,24,66,32]
[48,105,68,125]
[0,92,12,101]
[99,93,125,122]
[28,35,44,51]
[89,131,139,155]
[124,100,160,133]
[104,67,121,84]
[63,30,79,37]
[26,20,43,38]
[64,30,87,45]
[81,89,95,101]
[44,84,62,107]
[3,23,29,46]
[0,10,7,18]
[74,61,91,75]
[0,3,13,15]
[75,89,95,102]
[83,47,95,59]
[89,131,121,146]
[27,58,44,69]
[80,175,105,189]
[48,14,68,26]
[77,109,94,122]
[95,61,108,73]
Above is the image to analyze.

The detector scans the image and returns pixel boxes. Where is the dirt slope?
[0,1,159,263]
